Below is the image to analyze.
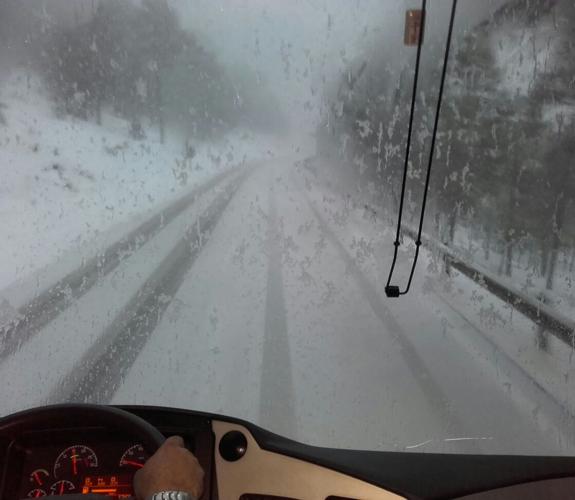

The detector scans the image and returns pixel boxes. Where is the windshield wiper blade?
[385,0,458,298]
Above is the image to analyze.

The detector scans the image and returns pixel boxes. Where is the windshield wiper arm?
[385,0,458,298]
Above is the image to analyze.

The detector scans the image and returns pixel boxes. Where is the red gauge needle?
[33,472,43,485]
[123,460,144,468]
[59,482,65,495]
[34,490,43,498]
[72,448,77,475]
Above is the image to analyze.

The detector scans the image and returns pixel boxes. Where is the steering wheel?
[0,404,165,499]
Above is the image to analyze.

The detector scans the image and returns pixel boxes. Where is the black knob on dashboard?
[219,430,248,462]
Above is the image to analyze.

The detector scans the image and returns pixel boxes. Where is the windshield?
[1,0,574,455]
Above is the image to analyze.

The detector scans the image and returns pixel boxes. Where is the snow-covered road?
[2,157,574,456]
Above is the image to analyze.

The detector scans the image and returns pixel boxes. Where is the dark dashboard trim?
[118,405,575,500]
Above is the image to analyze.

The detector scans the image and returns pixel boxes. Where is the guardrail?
[402,226,575,347]
[304,154,575,347]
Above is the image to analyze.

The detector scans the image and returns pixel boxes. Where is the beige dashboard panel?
[213,420,405,500]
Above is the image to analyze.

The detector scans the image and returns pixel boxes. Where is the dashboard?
[0,408,214,500]
[2,405,575,500]
[15,431,149,498]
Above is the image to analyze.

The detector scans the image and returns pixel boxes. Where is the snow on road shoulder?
[0,70,272,294]
[294,159,573,454]
[433,269,575,419]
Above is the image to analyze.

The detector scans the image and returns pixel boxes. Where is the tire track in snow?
[49,170,251,404]
[259,179,296,439]
[0,167,241,362]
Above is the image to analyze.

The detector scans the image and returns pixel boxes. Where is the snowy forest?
[0,0,285,143]
[318,0,575,308]
[2,0,575,459]
[0,0,290,292]
[1,0,573,312]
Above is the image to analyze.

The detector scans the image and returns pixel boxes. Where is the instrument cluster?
[19,441,148,498]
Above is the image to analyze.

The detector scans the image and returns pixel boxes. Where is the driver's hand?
[134,435,204,499]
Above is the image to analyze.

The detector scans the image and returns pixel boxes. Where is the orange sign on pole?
[404,9,423,46]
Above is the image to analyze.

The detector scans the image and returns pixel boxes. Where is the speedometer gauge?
[53,445,98,478]
[119,444,148,469]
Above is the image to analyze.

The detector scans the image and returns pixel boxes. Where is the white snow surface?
[0,70,289,292]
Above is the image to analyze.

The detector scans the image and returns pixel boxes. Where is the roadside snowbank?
[0,70,272,290]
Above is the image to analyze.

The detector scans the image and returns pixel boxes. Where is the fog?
[1,0,507,140]
[2,0,575,457]
[173,0,392,133]
[171,0,508,135]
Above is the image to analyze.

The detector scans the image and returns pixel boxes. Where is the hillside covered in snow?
[0,70,274,290]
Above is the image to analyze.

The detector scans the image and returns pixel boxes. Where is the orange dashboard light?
[82,475,132,498]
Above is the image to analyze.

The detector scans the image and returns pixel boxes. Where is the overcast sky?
[28,0,508,134]
[167,0,508,132]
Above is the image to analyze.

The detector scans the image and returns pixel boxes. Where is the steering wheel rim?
[0,403,165,453]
